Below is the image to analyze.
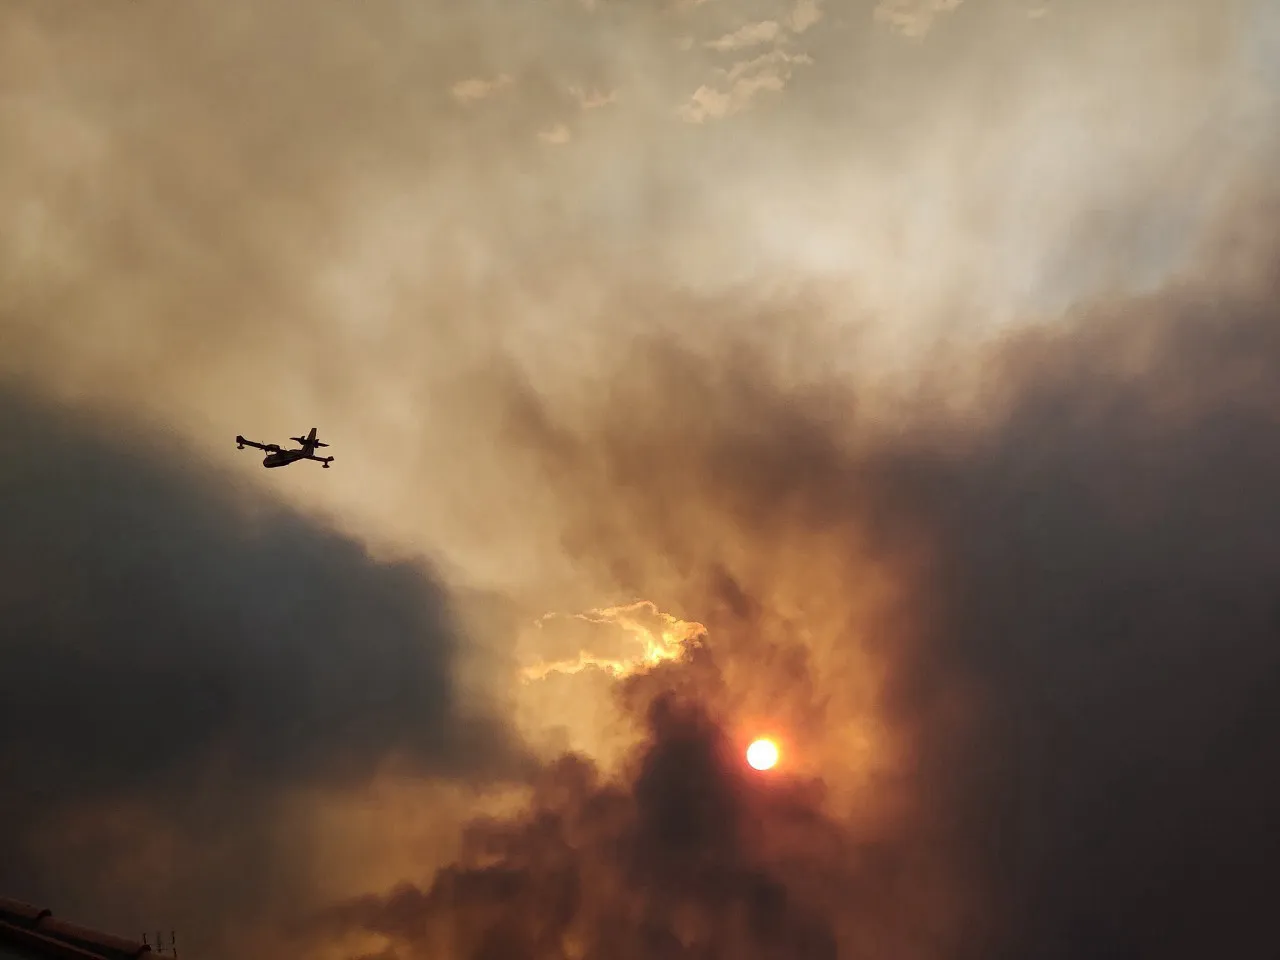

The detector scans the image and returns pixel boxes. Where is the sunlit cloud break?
[520,601,707,681]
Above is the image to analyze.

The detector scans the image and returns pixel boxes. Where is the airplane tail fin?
[291,428,328,449]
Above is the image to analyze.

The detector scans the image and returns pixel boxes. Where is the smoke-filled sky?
[3,1,1280,958]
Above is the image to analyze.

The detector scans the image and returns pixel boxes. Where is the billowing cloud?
[327,201,1280,957]
[316,686,857,960]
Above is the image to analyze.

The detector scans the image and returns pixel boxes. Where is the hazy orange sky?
[3,2,1279,959]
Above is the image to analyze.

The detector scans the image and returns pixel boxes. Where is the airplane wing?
[236,436,278,452]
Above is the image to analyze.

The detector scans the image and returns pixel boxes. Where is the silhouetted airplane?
[236,427,333,469]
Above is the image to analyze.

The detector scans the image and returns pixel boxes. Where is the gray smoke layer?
[0,386,528,958]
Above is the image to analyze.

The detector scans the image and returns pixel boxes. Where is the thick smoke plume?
[322,213,1280,958]
[322,657,878,960]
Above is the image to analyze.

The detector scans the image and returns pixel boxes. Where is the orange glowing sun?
[746,738,779,771]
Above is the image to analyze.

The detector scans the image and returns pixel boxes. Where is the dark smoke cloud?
[0,383,529,956]
[320,205,1280,958]
[321,613,978,960]
[320,659,878,960]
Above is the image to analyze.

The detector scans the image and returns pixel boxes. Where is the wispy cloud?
[677,49,813,123]
[450,73,513,103]
[682,1,823,122]
[788,0,824,33]
[873,0,964,38]
[570,86,618,110]
[538,123,571,145]
[705,20,782,52]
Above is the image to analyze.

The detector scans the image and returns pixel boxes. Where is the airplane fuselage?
[264,450,307,467]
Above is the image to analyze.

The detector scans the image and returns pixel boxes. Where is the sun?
[746,738,779,771]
